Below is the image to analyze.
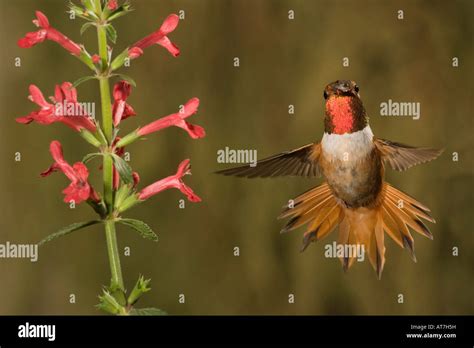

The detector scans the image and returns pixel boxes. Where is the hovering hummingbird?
[216,80,443,278]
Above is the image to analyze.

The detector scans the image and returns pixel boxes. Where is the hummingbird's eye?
[354,85,359,93]
[323,91,328,99]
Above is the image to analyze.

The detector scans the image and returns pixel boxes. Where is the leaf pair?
[38,218,157,246]
[82,152,134,185]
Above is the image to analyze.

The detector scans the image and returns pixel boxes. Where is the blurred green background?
[0,0,473,315]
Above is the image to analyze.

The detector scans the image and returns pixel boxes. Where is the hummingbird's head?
[323,80,368,135]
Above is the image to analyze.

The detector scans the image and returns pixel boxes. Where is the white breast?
[321,125,374,162]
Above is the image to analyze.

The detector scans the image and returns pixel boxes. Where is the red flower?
[131,14,180,57]
[107,0,118,10]
[138,98,205,139]
[112,81,136,126]
[16,83,96,132]
[18,11,82,56]
[92,54,101,64]
[41,141,100,204]
[138,159,201,202]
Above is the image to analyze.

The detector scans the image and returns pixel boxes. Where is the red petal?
[60,82,77,102]
[176,159,191,177]
[128,47,143,59]
[40,163,60,177]
[18,30,47,48]
[49,141,77,182]
[178,182,202,202]
[113,81,132,101]
[62,182,90,204]
[35,11,50,28]
[122,103,136,119]
[181,122,206,139]
[159,14,179,35]
[53,84,64,103]
[29,85,50,108]
[16,115,34,124]
[179,98,200,119]
[132,172,140,188]
[156,36,180,57]
[113,100,126,126]
[72,162,89,182]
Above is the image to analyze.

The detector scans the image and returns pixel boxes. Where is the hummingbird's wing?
[374,138,443,171]
[215,143,321,178]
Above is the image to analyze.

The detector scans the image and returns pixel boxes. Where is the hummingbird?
[216,80,443,279]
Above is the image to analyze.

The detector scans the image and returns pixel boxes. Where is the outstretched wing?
[215,143,321,178]
[374,138,443,171]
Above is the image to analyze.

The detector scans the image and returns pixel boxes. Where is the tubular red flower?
[131,14,180,57]
[138,159,201,202]
[137,98,205,139]
[16,83,96,132]
[41,141,100,204]
[18,11,82,56]
[112,81,136,126]
[92,54,100,64]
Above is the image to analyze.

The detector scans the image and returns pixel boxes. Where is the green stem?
[105,219,124,289]
[99,77,113,142]
[96,4,125,293]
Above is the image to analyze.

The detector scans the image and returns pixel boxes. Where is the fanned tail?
[278,183,343,251]
[380,183,435,263]
[279,182,435,279]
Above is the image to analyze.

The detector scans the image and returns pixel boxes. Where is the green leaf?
[114,74,136,87]
[69,2,91,20]
[82,152,102,163]
[82,0,97,12]
[117,219,158,242]
[127,275,151,305]
[97,289,126,315]
[80,22,96,35]
[128,307,167,316]
[111,153,133,184]
[39,220,101,246]
[105,24,117,44]
[73,76,97,88]
[114,184,132,210]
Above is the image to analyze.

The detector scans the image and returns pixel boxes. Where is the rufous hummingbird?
[217,80,443,279]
